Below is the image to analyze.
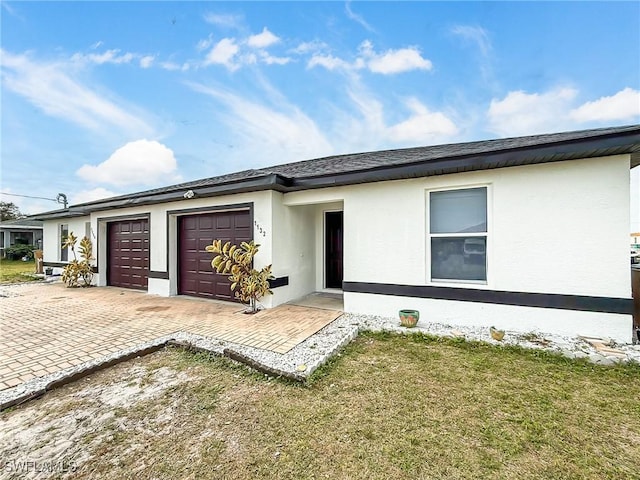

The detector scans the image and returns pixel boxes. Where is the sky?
[1,1,639,230]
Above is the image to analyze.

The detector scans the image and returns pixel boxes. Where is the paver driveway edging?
[1,282,347,394]
[0,334,314,412]
[0,318,360,412]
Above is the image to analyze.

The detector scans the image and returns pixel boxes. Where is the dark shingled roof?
[32,124,640,220]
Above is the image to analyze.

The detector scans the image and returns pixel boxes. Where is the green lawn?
[0,258,40,283]
[3,333,639,479]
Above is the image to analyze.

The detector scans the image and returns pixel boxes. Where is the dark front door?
[325,211,343,289]
[178,210,251,301]
[107,219,149,290]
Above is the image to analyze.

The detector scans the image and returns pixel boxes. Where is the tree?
[0,201,24,221]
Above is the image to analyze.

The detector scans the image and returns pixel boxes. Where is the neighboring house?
[632,233,640,265]
[0,218,43,257]
[33,125,639,342]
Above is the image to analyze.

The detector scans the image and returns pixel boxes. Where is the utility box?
[34,249,43,274]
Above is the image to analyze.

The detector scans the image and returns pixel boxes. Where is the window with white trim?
[429,187,487,282]
[60,224,69,262]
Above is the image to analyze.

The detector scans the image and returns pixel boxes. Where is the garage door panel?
[179,210,251,300]
[235,214,250,228]
[131,222,145,233]
[108,219,149,290]
[215,280,233,300]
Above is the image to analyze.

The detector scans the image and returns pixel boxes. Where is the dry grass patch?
[1,333,639,479]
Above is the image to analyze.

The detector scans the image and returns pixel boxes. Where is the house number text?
[254,220,267,237]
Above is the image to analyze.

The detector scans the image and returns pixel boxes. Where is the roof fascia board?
[0,225,43,230]
[38,174,288,218]
[29,210,88,221]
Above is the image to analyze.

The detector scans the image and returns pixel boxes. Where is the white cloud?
[196,34,214,52]
[204,38,239,70]
[570,87,640,122]
[487,87,578,136]
[76,140,180,187]
[0,49,154,136]
[247,27,280,49]
[188,82,333,165]
[201,33,290,69]
[259,52,291,65]
[290,40,328,55]
[1,2,24,20]
[366,46,432,74]
[387,98,458,142]
[308,54,351,71]
[308,41,432,75]
[90,41,104,50]
[71,187,118,205]
[487,86,640,137]
[451,25,491,56]
[345,1,375,32]
[344,84,458,148]
[71,49,135,65]
[203,12,243,29]
[160,61,189,71]
[139,55,154,68]
[358,41,432,74]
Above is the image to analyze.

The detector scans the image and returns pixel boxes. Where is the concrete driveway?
[0,282,340,391]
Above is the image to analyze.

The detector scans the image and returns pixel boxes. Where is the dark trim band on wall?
[149,271,170,280]
[43,262,99,273]
[43,261,68,268]
[269,276,289,289]
[343,282,633,315]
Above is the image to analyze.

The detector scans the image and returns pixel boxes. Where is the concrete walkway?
[0,282,341,391]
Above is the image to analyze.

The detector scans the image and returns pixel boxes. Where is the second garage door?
[107,218,150,290]
[179,210,252,300]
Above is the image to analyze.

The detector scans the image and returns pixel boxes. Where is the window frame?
[60,223,69,262]
[427,184,490,285]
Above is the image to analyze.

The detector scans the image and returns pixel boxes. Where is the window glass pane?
[431,237,486,281]
[430,187,487,233]
[60,224,68,262]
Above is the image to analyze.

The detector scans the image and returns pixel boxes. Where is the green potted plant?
[490,326,505,341]
[399,309,420,328]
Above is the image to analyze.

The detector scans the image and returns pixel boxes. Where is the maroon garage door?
[107,219,149,290]
[179,210,251,300]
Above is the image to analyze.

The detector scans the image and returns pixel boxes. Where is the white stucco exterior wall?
[340,155,632,342]
[270,192,317,305]
[339,155,630,296]
[42,216,91,266]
